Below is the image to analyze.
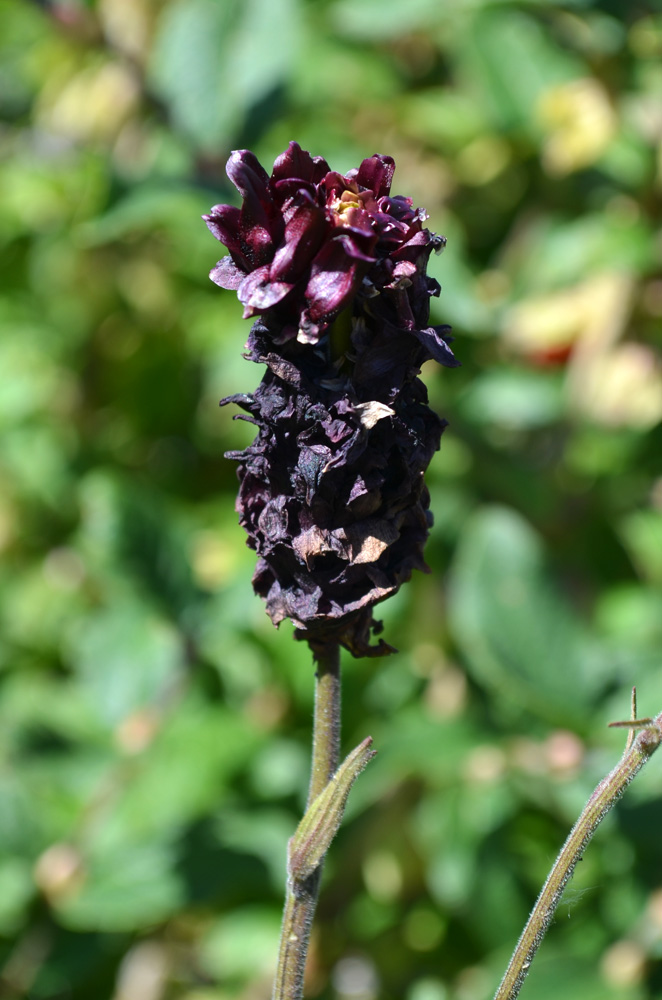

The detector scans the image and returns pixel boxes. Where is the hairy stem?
[273,642,341,1000]
[494,713,662,1000]
[307,643,342,807]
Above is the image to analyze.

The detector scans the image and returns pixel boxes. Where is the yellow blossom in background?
[573,343,662,430]
[37,59,139,143]
[538,78,617,175]
[502,272,633,360]
[455,135,511,186]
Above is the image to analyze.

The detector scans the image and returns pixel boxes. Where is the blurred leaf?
[149,0,241,150]
[55,841,184,932]
[457,369,564,429]
[427,844,477,910]
[618,510,662,586]
[1,425,75,507]
[1,566,87,656]
[330,0,444,40]
[199,906,281,983]
[364,658,421,714]
[292,34,399,107]
[149,0,299,152]
[67,601,186,726]
[351,710,479,814]
[77,472,202,622]
[0,340,63,427]
[501,216,655,296]
[249,738,308,799]
[399,89,489,152]
[447,507,611,723]
[0,673,108,749]
[515,949,636,1000]
[596,584,662,650]
[0,1,48,116]
[0,772,41,858]
[453,9,579,133]
[90,694,262,848]
[217,808,293,889]
[599,130,655,187]
[77,185,213,279]
[21,752,115,849]
[0,856,34,934]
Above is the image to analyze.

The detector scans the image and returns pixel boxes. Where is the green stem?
[494,713,662,1000]
[272,642,341,1000]
[307,642,342,807]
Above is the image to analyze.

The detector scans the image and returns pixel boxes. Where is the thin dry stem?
[494,707,662,1000]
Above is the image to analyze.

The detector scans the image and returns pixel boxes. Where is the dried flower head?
[206,142,458,656]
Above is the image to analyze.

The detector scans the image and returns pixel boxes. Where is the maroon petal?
[322,171,355,199]
[269,199,328,283]
[272,141,330,185]
[272,179,319,215]
[369,209,410,239]
[390,229,442,265]
[203,204,258,272]
[304,236,372,323]
[333,205,376,242]
[210,255,245,290]
[241,223,279,270]
[353,155,395,198]
[203,204,242,246]
[227,150,283,265]
[226,150,271,210]
[239,265,293,312]
[383,194,419,222]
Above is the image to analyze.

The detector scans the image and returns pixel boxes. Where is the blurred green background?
[1,0,662,998]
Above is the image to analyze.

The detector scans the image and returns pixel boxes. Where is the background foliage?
[1,0,662,998]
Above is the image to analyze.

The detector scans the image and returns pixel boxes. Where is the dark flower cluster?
[205,142,458,656]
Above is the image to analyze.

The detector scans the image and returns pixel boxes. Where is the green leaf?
[148,0,299,151]
[89,695,261,848]
[515,949,637,1000]
[457,369,564,429]
[453,9,579,133]
[76,472,202,622]
[447,507,611,723]
[330,0,445,40]
[0,340,62,427]
[289,737,375,881]
[217,808,294,889]
[148,0,241,150]
[502,215,655,296]
[77,186,210,247]
[67,602,186,727]
[0,857,34,934]
[1,425,74,507]
[618,510,662,586]
[55,841,184,932]
[199,906,282,983]
[596,585,662,650]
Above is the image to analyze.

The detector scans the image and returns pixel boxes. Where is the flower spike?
[206,142,458,655]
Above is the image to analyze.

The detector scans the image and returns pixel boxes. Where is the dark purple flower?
[204,142,457,365]
[207,143,458,656]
